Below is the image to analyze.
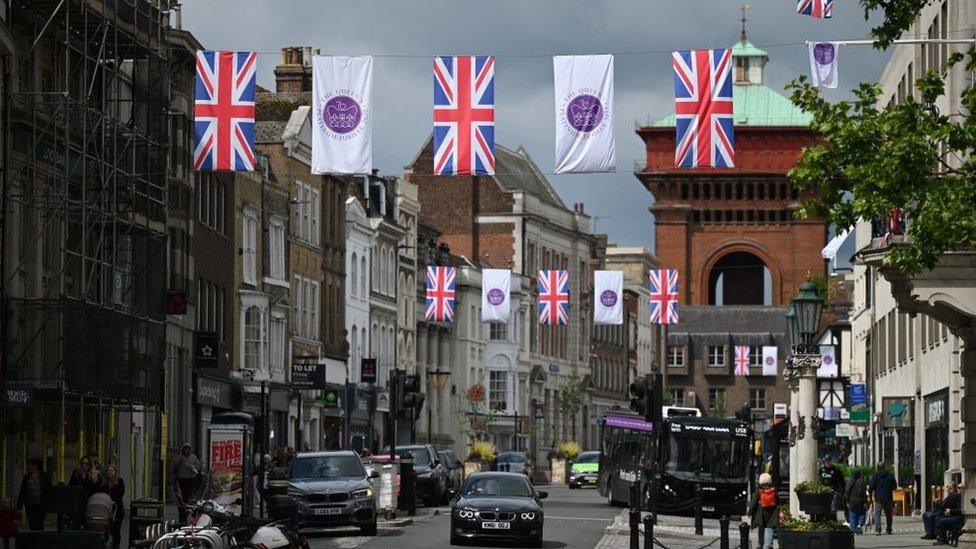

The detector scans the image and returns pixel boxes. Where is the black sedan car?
[288,451,380,535]
[450,472,547,547]
[384,444,449,505]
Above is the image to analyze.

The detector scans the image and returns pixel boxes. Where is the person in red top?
[0,497,21,548]
[747,473,779,549]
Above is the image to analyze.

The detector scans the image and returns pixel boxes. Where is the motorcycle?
[143,500,308,549]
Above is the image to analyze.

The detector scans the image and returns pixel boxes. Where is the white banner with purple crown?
[311,55,373,174]
[593,270,623,325]
[481,269,511,324]
[553,54,615,174]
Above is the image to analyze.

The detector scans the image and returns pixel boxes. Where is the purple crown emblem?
[323,95,362,134]
[567,94,603,133]
[823,354,833,365]
[600,289,617,307]
[487,288,505,306]
[765,356,774,365]
[813,43,836,66]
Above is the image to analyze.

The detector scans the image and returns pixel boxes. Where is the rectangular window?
[269,219,285,281]
[750,345,762,366]
[707,345,725,367]
[489,323,507,341]
[489,370,508,411]
[270,315,285,375]
[667,346,684,367]
[750,389,767,410]
[669,388,684,407]
[708,388,725,411]
[310,281,320,340]
[311,188,321,246]
[243,209,257,284]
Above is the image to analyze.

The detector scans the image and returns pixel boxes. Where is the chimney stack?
[274,46,313,93]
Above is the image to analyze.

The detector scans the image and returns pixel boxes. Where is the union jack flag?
[673,49,734,168]
[433,56,495,175]
[194,51,257,171]
[538,270,570,326]
[734,346,751,376]
[797,0,833,18]
[649,269,679,325]
[425,266,456,322]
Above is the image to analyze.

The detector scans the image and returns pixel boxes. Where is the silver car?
[288,451,380,535]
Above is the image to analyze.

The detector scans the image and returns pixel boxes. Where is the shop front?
[195,374,240,455]
[924,390,949,509]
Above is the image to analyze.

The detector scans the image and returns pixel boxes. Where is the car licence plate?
[314,508,343,516]
[481,521,511,529]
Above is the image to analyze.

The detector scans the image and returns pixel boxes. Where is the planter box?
[797,492,834,516]
[550,458,567,484]
[779,529,853,549]
[463,461,482,479]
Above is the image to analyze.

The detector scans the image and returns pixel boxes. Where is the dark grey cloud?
[182,0,887,251]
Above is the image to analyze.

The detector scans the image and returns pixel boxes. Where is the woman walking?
[99,465,126,549]
[747,473,779,549]
[845,469,868,534]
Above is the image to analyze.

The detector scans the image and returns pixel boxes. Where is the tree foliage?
[787,1,976,275]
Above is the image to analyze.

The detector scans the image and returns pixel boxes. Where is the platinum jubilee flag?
[481,269,511,323]
[311,55,373,174]
[593,270,623,325]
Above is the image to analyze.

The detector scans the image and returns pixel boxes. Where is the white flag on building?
[481,269,511,324]
[593,270,623,325]
[762,346,778,376]
[808,42,839,89]
[819,344,838,377]
[311,55,373,174]
[553,54,615,174]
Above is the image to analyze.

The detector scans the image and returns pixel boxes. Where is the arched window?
[371,247,379,291]
[351,326,358,372]
[360,255,367,297]
[350,253,358,297]
[388,248,396,295]
[244,305,261,372]
[708,251,772,306]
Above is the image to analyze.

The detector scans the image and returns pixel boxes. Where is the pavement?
[596,511,930,549]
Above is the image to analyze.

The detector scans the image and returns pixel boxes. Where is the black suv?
[383,444,449,505]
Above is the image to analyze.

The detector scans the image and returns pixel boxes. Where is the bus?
[597,411,752,517]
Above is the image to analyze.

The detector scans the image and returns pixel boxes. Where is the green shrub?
[794,480,835,495]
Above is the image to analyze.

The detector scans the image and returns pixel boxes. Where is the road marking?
[546,515,615,522]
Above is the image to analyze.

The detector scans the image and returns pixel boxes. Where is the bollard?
[739,520,751,549]
[643,514,654,549]
[400,456,416,517]
[719,516,730,549]
[694,484,703,536]
[629,482,641,549]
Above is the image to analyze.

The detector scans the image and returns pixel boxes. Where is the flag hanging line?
[806,38,976,46]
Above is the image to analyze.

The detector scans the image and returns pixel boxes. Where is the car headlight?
[457,509,476,519]
[287,491,306,501]
[352,487,374,499]
[520,512,537,520]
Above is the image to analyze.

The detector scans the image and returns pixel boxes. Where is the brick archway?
[699,241,783,306]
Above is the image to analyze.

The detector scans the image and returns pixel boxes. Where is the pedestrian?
[845,469,868,534]
[746,473,778,549]
[256,454,272,516]
[820,455,846,521]
[172,443,201,523]
[98,465,125,549]
[0,498,20,548]
[69,455,100,529]
[922,481,964,544]
[868,461,896,535]
[17,458,49,530]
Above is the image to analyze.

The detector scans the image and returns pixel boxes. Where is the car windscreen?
[291,455,366,479]
[396,448,431,467]
[574,452,600,464]
[461,476,533,498]
[495,452,526,463]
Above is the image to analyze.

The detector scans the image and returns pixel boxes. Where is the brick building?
[634,36,825,426]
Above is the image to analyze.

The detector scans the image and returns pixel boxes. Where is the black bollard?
[694,484,703,536]
[400,456,416,517]
[719,516,730,549]
[739,520,751,549]
[643,514,654,549]
[629,482,641,549]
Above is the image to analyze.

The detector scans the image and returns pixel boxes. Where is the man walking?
[868,461,896,535]
[172,444,202,522]
[820,456,846,521]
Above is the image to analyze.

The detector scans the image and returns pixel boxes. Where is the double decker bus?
[597,411,752,517]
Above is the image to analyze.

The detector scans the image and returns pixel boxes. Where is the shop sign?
[209,428,244,514]
[533,402,545,419]
[849,383,867,406]
[925,392,948,428]
[548,363,560,373]
[834,423,855,438]
[773,403,788,418]
[360,358,377,384]
[376,391,390,413]
[194,332,219,368]
[1,384,33,407]
[881,397,912,428]
[196,376,236,408]
[292,358,326,390]
[849,407,870,425]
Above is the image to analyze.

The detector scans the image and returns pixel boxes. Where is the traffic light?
[322,387,340,408]
[629,374,663,424]
[398,374,426,418]
[629,377,649,420]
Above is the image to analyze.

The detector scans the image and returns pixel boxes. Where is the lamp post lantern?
[784,280,825,516]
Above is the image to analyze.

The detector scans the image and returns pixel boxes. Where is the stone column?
[786,364,800,516]
[795,354,822,517]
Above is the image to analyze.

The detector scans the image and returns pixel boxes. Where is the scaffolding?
[1,0,170,493]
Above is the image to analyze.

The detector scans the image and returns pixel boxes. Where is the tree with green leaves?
[787,1,976,276]
[555,375,584,442]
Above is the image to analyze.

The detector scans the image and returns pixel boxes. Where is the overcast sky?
[182,0,888,252]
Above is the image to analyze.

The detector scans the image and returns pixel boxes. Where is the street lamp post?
[784,280,824,516]
[427,368,451,443]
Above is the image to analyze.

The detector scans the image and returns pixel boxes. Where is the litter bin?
[266,466,290,497]
[129,498,164,545]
